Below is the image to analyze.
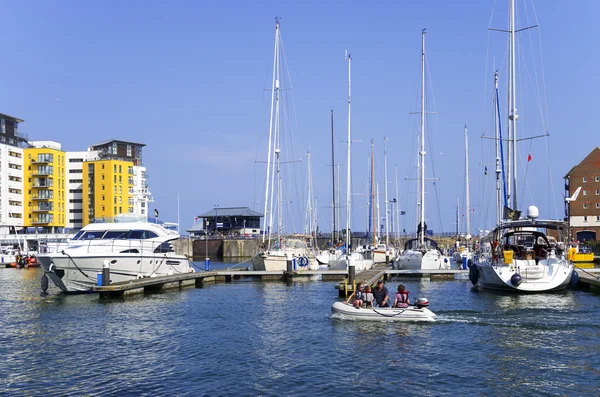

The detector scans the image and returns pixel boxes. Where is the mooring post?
[348,264,355,287]
[285,257,293,281]
[102,259,110,286]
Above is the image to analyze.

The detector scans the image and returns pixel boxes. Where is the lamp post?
[205,219,210,271]
[214,205,219,236]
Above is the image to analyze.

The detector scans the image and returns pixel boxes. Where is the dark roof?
[0,112,24,123]
[90,139,146,148]
[198,207,263,218]
[564,147,600,178]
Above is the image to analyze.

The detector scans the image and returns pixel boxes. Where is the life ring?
[298,256,309,266]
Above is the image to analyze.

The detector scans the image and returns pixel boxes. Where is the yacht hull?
[39,253,192,293]
[475,259,573,292]
[394,249,450,270]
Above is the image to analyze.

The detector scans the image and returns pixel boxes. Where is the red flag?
[527,153,532,162]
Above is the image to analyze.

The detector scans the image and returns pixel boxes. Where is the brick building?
[564,147,600,241]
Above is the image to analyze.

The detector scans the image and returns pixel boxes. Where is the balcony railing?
[31,218,53,224]
[31,171,54,177]
[32,194,54,200]
[32,182,54,188]
[31,204,54,212]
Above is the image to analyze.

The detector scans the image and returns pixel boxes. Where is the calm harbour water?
[1,264,599,397]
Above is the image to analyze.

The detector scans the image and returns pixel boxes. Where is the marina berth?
[39,218,194,293]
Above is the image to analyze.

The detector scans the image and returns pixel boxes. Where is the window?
[114,175,117,183]
[102,185,105,190]
[583,190,587,196]
[69,179,83,183]
[119,206,122,213]
[9,151,22,158]
[597,203,600,209]
[584,216,588,222]
[596,176,600,182]
[69,189,83,193]
[583,203,588,209]
[102,174,105,180]
[119,165,122,173]
[114,207,117,215]
[596,190,599,195]
[118,197,122,204]
[597,216,600,221]
[101,164,105,170]
[119,175,122,183]
[127,145,132,157]
[69,158,84,163]
[114,165,117,172]
[69,199,83,204]
[114,197,117,204]
[113,186,116,193]
[101,205,105,211]
[583,177,587,183]
[102,195,105,201]
[0,118,4,134]
[69,209,83,214]
[69,169,82,173]
[111,142,117,155]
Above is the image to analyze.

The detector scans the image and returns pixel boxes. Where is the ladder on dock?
[336,264,389,297]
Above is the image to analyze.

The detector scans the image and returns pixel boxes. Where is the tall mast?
[331,109,336,243]
[419,29,426,247]
[395,163,400,238]
[494,71,502,225]
[371,140,376,246]
[509,0,518,210]
[384,137,389,248]
[305,151,313,235]
[261,19,280,243]
[456,196,460,236]
[464,125,471,237]
[345,51,352,252]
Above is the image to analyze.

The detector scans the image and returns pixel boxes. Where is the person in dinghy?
[345,283,364,308]
[393,284,410,308]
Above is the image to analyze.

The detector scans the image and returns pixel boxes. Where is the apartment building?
[23,141,66,231]
[0,113,28,234]
[564,147,600,241]
[66,150,99,229]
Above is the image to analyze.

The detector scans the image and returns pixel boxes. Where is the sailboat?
[374,137,397,264]
[394,30,450,271]
[452,125,474,268]
[329,51,374,272]
[316,110,344,267]
[252,19,315,271]
[471,1,574,292]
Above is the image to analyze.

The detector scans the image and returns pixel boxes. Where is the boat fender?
[511,273,522,286]
[299,256,309,267]
[469,265,479,286]
[568,271,579,289]
[40,274,49,293]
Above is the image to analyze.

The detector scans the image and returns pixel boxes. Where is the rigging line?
[545,135,558,219]
[424,53,444,233]
[522,0,546,131]
[482,0,498,136]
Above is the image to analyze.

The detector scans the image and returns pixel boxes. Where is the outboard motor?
[414,298,429,309]
[511,273,523,286]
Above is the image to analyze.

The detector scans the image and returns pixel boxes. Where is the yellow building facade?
[23,148,66,228]
[82,159,134,225]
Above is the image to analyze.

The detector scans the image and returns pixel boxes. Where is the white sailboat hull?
[474,258,573,292]
[394,249,450,270]
[331,301,436,322]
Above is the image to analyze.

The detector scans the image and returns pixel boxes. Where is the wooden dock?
[574,268,600,291]
[92,268,348,298]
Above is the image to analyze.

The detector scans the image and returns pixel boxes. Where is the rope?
[574,265,600,280]
[372,307,408,318]
[61,250,95,281]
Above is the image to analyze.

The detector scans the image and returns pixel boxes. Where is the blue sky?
[1,0,598,235]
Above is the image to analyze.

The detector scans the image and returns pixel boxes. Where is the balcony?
[32,194,54,200]
[32,181,54,188]
[31,218,52,225]
[31,205,54,212]
[32,157,53,164]
[31,170,54,177]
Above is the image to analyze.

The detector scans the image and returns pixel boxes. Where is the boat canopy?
[404,237,439,251]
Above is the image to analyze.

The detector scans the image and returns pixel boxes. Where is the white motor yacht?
[39,221,194,293]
